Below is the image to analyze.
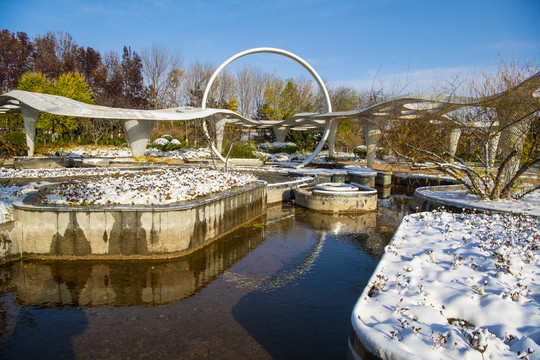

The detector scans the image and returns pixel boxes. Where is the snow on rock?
[41,167,257,206]
[352,210,540,360]
[0,183,48,223]
[153,137,169,146]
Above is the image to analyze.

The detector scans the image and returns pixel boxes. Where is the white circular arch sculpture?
[201,47,333,167]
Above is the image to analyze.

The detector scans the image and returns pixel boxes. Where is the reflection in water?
[0,196,411,359]
[0,217,267,307]
[223,231,325,291]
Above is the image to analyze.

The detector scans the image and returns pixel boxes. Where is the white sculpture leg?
[214,115,227,153]
[327,119,340,158]
[487,132,501,168]
[363,123,381,169]
[123,120,156,157]
[274,126,288,143]
[499,123,525,177]
[447,127,461,163]
[20,103,38,156]
[297,119,335,168]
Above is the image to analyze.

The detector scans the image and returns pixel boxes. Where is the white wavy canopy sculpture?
[0,47,539,168]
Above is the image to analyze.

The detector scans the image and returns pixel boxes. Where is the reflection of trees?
[0,219,266,307]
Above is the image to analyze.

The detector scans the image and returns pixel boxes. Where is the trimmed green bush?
[354,147,367,159]
[222,141,258,159]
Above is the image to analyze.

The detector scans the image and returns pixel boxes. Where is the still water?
[0,195,410,359]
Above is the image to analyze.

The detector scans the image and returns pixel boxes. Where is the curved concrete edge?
[267,177,315,204]
[411,184,467,213]
[349,218,418,360]
[294,183,377,213]
[5,181,267,260]
[410,184,539,216]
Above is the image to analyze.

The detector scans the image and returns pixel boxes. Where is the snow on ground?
[40,167,257,206]
[0,167,127,178]
[54,145,213,160]
[352,210,539,360]
[420,188,540,217]
[57,146,133,158]
[145,147,212,159]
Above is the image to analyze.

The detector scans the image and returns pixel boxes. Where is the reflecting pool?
[0,195,410,359]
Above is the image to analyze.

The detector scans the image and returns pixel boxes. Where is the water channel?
[0,194,410,359]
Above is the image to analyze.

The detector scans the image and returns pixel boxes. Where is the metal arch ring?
[202,47,332,112]
[200,47,333,165]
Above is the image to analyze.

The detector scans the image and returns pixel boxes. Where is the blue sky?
[2,0,539,92]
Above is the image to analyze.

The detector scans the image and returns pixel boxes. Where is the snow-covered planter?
[38,167,257,205]
[350,210,540,360]
[8,168,266,259]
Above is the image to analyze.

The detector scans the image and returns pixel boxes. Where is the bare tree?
[213,70,237,108]
[181,59,215,107]
[236,64,269,118]
[141,43,183,109]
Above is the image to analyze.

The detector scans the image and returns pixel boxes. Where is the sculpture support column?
[448,127,461,163]
[327,119,340,158]
[123,120,156,157]
[363,122,381,169]
[273,126,288,143]
[497,112,533,178]
[20,103,38,157]
[214,115,227,153]
[487,132,501,168]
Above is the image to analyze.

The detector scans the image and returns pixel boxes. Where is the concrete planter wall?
[294,183,377,213]
[9,181,266,260]
[375,171,392,186]
[348,171,376,188]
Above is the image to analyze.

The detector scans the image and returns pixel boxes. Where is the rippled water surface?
[0,195,410,359]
